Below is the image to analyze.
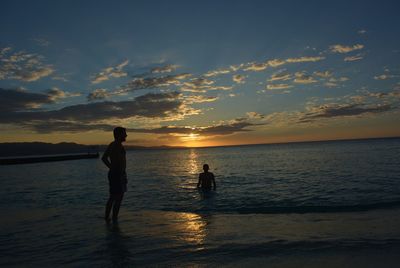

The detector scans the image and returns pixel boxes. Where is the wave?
[173,200,400,214]
[192,238,400,257]
[131,238,400,266]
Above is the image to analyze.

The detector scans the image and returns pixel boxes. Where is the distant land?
[0,137,399,157]
[0,142,186,157]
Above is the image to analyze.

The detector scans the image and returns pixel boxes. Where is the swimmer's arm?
[101,145,112,169]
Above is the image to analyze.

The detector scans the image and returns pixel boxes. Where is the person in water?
[197,164,216,191]
[102,127,128,221]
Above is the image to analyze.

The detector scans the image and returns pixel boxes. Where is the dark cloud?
[0,88,54,112]
[25,121,114,133]
[197,121,256,136]
[129,121,260,136]
[0,90,185,130]
[299,103,393,122]
[22,118,261,136]
[129,126,193,134]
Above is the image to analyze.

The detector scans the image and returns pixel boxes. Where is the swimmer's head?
[203,164,209,172]
[113,127,127,142]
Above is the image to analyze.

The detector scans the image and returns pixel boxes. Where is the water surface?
[1,138,400,267]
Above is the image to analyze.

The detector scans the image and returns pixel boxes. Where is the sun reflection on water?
[187,149,199,175]
[175,212,207,247]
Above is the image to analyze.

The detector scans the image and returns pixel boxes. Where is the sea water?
[1,138,400,267]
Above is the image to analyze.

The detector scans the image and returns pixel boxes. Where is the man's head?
[203,164,209,172]
[113,127,127,142]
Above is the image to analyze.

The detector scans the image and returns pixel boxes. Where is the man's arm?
[212,174,216,190]
[197,174,202,188]
[102,145,112,169]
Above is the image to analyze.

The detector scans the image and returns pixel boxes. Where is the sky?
[1,0,400,147]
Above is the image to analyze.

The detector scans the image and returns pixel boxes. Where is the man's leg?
[105,196,114,220]
[112,193,124,221]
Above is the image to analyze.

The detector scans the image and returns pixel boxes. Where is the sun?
[188,133,197,139]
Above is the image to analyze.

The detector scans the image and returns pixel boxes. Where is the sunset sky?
[1,0,400,147]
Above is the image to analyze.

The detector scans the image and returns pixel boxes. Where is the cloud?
[246,111,265,119]
[87,88,110,101]
[0,48,54,81]
[237,56,324,73]
[0,91,197,132]
[390,90,400,98]
[232,74,246,84]
[244,62,268,71]
[368,89,400,99]
[322,76,348,87]
[0,47,12,56]
[125,73,191,91]
[27,118,260,136]
[128,120,259,136]
[344,55,363,61]
[203,68,231,77]
[88,73,193,99]
[314,71,332,78]
[374,74,398,80]
[245,58,287,71]
[268,72,291,82]
[181,85,232,92]
[180,77,232,92]
[52,76,69,82]
[46,87,81,100]
[229,64,245,72]
[293,72,317,84]
[151,64,179,74]
[286,56,325,63]
[358,29,367,35]
[185,78,214,87]
[91,60,129,84]
[299,103,392,122]
[180,77,214,92]
[15,67,54,82]
[267,59,286,67]
[0,87,55,112]
[183,95,219,104]
[329,77,349,82]
[324,82,338,88]
[330,44,364,53]
[25,121,115,133]
[0,87,80,112]
[266,84,293,90]
[197,121,258,136]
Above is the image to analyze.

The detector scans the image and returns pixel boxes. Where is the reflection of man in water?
[102,127,128,221]
[197,164,216,191]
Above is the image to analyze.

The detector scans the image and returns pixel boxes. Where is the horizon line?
[181,135,400,150]
[3,135,399,150]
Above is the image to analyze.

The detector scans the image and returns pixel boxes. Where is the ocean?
[1,138,400,267]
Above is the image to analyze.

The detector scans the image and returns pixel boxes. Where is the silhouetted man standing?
[102,127,127,221]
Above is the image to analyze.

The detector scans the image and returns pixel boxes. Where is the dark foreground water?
[1,138,400,267]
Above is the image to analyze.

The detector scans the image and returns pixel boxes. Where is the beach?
[2,207,400,267]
